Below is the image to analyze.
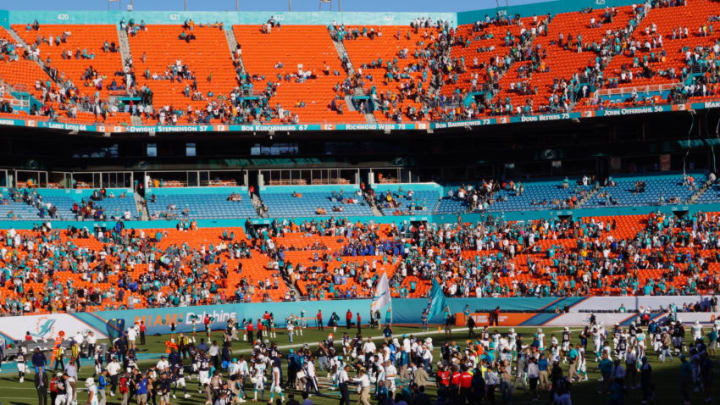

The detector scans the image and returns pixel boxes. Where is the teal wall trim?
[0,10,8,29]
[6,10,457,27]
[457,0,641,25]
[2,1,644,29]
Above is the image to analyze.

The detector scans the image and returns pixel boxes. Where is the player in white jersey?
[636,329,646,359]
[653,331,663,353]
[550,335,560,363]
[536,328,545,351]
[508,328,518,358]
[492,330,501,348]
[561,327,571,362]
[252,359,266,401]
[16,351,26,383]
[268,361,284,403]
[576,348,588,381]
[692,321,703,341]
[592,327,604,360]
[602,342,612,361]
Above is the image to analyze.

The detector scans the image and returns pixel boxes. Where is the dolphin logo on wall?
[30,318,56,339]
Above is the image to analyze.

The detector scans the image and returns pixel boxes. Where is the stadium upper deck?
[0,0,715,134]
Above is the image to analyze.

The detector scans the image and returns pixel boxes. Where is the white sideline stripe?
[230,327,470,354]
[0,387,37,390]
[228,325,582,355]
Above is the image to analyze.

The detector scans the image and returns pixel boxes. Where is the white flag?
[370,273,391,313]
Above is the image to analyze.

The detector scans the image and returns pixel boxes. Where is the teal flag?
[427,279,447,321]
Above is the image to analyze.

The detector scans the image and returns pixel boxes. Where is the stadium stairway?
[114,26,143,126]
[251,193,267,218]
[687,176,713,204]
[223,27,246,75]
[576,183,601,207]
[329,33,377,124]
[134,191,150,221]
[0,27,56,103]
[116,24,132,64]
[4,27,54,80]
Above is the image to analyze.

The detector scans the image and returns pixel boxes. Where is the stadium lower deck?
[2,174,720,315]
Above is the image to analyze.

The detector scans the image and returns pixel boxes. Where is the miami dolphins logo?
[30,318,56,339]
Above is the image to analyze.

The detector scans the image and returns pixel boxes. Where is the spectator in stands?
[227,193,243,202]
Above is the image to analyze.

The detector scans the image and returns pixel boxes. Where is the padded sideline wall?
[69,297,558,336]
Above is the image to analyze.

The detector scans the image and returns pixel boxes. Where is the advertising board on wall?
[0,313,107,342]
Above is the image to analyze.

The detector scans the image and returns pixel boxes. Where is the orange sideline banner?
[455,312,536,326]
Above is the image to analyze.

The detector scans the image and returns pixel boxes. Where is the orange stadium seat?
[233,24,366,124]
[127,24,238,120]
[495,6,636,113]
[343,25,439,123]
[12,24,124,100]
[0,27,52,101]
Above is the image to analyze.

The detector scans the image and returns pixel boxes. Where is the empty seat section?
[0,27,52,101]
[487,180,591,212]
[373,183,441,214]
[0,188,138,220]
[127,25,238,117]
[12,24,123,101]
[146,187,257,219]
[696,182,720,204]
[233,25,365,124]
[435,185,470,213]
[343,25,440,122]
[260,185,372,217]
[0,188,44,219]
[435,197,468,213]
[585,174,696,207]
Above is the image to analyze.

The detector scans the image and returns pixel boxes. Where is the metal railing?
[594,82,679,98]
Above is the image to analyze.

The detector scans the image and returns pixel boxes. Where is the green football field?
[0,324,716,405]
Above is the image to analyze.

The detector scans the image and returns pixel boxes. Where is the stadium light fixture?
[319,0,332,11]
